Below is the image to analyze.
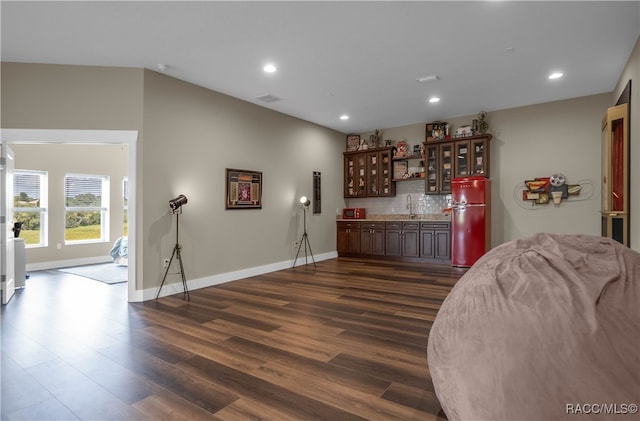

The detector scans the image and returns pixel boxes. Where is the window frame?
[13,169,48,248]
[64,173,110,245]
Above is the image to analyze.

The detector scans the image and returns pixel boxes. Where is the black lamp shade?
[169,194,188,210]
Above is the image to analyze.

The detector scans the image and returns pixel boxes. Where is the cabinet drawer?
[361,222,385,230]
[385,221,402,230]
[402,222,420,230]
[337,221,360,230]
[420,222,450,230]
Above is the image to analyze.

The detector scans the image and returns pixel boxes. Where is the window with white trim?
[13,170,48,247]
[64,174,110,243]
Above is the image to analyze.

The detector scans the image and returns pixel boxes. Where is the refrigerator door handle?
[451,200,467,209]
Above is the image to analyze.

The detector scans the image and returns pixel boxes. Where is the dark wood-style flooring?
[1,257,466,420]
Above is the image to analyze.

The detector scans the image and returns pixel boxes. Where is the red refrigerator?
[451,177,491,267]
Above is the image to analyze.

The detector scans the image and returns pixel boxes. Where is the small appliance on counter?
[342,208,366,219]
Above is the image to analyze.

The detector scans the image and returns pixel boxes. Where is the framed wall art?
[226,168,262,209]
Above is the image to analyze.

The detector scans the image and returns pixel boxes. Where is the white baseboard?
[145,251,337,301]
[27,256,112,272]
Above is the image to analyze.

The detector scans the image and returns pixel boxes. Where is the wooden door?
[601,103,628,245]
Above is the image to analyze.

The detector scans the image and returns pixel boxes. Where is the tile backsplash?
[344,181,452,216]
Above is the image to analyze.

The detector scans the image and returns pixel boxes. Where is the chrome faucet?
[407,195,416,218]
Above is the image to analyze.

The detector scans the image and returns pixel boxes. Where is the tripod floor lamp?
[292,195,316,269]
[156,194,190,301]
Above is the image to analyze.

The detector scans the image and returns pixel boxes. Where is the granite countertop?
[337,213,451,222]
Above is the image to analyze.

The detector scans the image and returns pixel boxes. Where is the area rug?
[58,263,127,284]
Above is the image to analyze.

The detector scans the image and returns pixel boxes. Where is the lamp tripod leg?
[303,232,316,268]
[155,243,190,301]
[292,235,304,268]
[292,232,316,269]
[175,245,190,301]
[156,244,178,300]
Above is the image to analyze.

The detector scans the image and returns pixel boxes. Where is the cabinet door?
[402,222,420,257]
[440,143,454,193]
[371,230,385,255]
[337,226,350,253]
[434,229,451,260]
[344,155,358,198]
[385,230,402,256]
[355,154,366,197]
[470,137,489,177]
[343,153,366,198]
[361,226,385,255]
[454,140,470,178]
[385,228,402,256]
[425,144,439,194]
[378,149,394,197]
[402,230,419,257]
[347,228,361,253]
[337,222,360,254]
[366,151,380,196]
[420,230,435,258]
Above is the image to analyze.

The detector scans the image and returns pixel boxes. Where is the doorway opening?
[1,129,140,302]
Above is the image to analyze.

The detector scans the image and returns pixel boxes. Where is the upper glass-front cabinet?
[344,153,366,198]
[344,147,395,198]
[470,137,489,176]
[455,140,470,178]
[425,144,439,193]
[440,143,454,193]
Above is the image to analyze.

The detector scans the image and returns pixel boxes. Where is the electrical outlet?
[163,258,170,268]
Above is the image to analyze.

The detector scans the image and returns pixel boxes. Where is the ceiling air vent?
[256,94,283,103]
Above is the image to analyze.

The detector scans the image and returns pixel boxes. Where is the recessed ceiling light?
[340,115,349,120]
[429,97,441,103]
[157,64,168,72]
[263,63,277,73]
[548,72,564,80]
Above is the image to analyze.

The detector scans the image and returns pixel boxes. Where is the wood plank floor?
[1,257,466,420]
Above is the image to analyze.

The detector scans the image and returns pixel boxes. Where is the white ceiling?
[2,1,639,134]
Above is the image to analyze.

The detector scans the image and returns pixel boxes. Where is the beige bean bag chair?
[428,233,640,420]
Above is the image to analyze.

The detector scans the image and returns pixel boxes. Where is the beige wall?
[11,144,128,264]
[613,36,640,250]
[355,93,610,246]
[140,70,345,287]
[0,63,143,130]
